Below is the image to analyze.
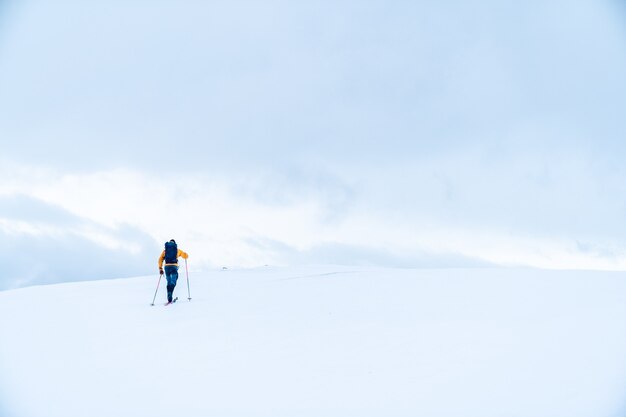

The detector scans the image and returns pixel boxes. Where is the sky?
[1,0,626,289]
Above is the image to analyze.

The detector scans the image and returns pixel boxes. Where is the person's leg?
[165,268,173,302]
[164,266,179,302]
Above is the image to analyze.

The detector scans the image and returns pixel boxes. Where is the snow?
[1,266,626,417]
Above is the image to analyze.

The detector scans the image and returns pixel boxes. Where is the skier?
[158,239,189,304]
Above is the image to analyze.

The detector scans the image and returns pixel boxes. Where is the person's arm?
[158,250,165,273]
[178,249,189,259]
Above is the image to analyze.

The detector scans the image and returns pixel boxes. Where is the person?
[158,239,189,304]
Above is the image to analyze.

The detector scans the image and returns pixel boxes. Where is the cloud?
[0,1,625,172]
[0,194,86,226]
[0,229,152,290]
[1,156,626,291]
[245,236,493,268]
[0,194,156,289]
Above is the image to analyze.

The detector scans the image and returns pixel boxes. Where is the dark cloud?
[0,231,153,290]
[0,195,157,290]
[0,194,82,226]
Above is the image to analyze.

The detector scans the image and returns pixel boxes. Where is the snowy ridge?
[1,266,626,417]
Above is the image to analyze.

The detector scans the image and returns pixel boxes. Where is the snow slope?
[1,266,626,417]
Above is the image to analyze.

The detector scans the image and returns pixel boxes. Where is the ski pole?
[151,272,163,306]
[185,258,191,301]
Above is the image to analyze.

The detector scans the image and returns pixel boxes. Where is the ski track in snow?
[273,270,361,282]
[1,266,626,417]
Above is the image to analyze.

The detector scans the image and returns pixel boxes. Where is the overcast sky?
[1,0,626,289]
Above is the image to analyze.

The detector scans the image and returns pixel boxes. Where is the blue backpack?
[164,240,178,264]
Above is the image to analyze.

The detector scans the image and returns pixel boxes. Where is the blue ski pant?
[164,265,179,302]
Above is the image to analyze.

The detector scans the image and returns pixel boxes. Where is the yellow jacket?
[158,248,189,268]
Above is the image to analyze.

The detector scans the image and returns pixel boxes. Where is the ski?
[164,297,178,306]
